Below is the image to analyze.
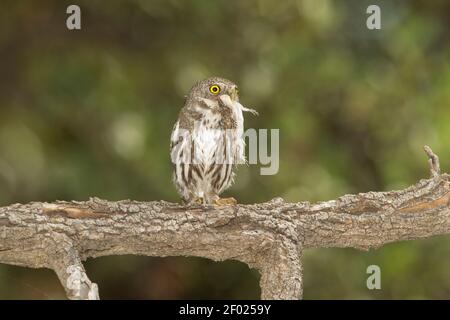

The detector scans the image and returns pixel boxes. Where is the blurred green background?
[0,0,449,299]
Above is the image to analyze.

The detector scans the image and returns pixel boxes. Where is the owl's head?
[189,77,239,104]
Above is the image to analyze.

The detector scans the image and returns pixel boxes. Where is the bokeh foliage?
[0,0,449,299]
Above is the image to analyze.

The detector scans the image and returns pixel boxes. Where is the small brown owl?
[170,77,257,205]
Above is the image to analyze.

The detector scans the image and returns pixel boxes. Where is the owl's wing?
[170,121,180,151]
[170,121,182,164]
[170,121,193,166]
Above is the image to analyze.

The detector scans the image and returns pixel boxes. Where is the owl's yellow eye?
[209,85,220,95]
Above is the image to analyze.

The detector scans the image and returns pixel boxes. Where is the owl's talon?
[194,197,204,205]
[182,197,204,205]
[214,197,237,206]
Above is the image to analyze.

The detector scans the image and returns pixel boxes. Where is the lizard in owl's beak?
[220,90,259,116]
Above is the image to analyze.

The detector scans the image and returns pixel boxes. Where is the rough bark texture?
[0,146,449,300]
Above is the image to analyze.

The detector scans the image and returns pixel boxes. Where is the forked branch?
[0,146,448,299]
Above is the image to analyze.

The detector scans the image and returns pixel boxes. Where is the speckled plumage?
[170,77,257,205]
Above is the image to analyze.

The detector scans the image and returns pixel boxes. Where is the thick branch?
[0,146,449,299]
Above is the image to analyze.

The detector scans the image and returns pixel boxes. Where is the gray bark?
[0,146,449,299]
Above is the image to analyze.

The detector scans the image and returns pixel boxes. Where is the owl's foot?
[213,197,237,206]
[182,197,204,206]
[194,197,204,205]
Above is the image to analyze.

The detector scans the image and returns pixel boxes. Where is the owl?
[170,77,257,205]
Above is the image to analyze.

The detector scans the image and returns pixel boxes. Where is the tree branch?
[0,146,448,299]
